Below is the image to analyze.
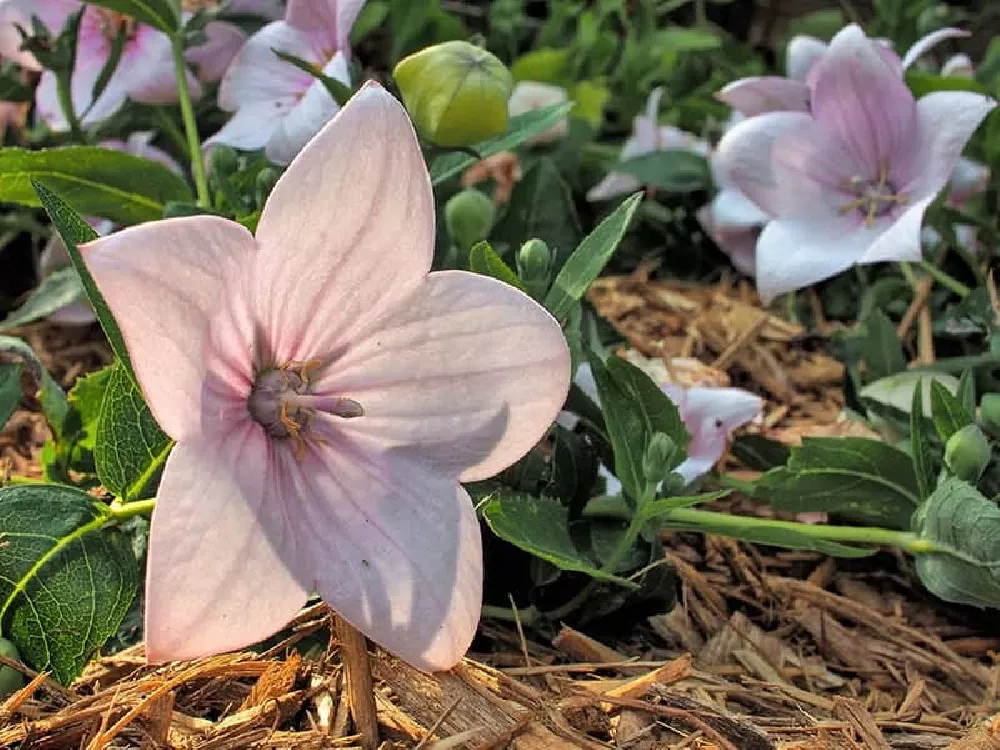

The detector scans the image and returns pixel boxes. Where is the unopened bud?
[517,238,551,282]
[445,189,495,250]
[210,145,239,178]
[980,394,1000,436]
[255,167,281,206]
[0,638,25,698]
[393,40,513,147]
[642,432,678,486]
[944,424,991,483]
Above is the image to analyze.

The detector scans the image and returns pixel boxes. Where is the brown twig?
[335,615,379,750]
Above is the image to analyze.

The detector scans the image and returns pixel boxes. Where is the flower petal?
[144,429,309,662]
[901,27,968,71]
[857,195,932,264]
[187,21,246,83]
[713,110,812,216]
[786,35,827,82]
[285,441,482,671]
[263,51,348,166]
[123,28,201,105]
[0,0,76,70]
[322,270,570,482]
[668,385,762,483]
[809,24,917,170]
[586,172,641,202]
[716,76,811,117]
[286,0,367,52]
[902,91,996,200]
[217,21,316,112]
[754,217,871,303]
[229,0,285,18]
[206,104,288,152]
[710,186,770,228]
[80,217,256,440]
[252,83,435,363]
[941,53,974,78]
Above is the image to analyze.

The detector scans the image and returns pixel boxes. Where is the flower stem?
[107,498,156,521]
[55,72,85,141]
[335,615,379,750]
[170,34,210,208]
[915,260,971,298]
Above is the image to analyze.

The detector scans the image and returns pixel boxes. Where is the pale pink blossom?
[586,88,709,202]
[714,24,995,303]
[565,359,762,492]
[507,81,569,145]
[207,0,366,165]
[80,84,569,671]
[40,132,181,326]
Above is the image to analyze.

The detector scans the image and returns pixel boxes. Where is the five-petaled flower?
[80,83,570,671]
[713,24,995,303]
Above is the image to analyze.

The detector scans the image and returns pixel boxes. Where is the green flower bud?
[445,189,495,250]
[255,167,281,206]
[981,394,1000,435]
[944,424,991,483]
[0,637,25,698]
[517,239,552,282]
[393,40,513,147]
[642,432,678,486]
[210,145,240,178]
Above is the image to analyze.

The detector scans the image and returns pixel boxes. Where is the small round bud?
[393,40,513,147]
[642,432,678,486]
[445,189,495,250]
[209,144,240,178]
[980,394,1000,436]
[517,239,552,283]
[944,424,991,483]
[255,167,281,206]
[0,638,25,698]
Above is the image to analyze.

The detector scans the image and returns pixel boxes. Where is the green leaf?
[656,28,721,53]
[956,369,976,415]
[860,370,959,416]
[756,437,920,529]
[615,150,711,193]
[429,102,575,185]
[929,379,974,443]
[272,50,352,106]
[96,362,172,500]
[492,158,581,265]
[544,193,642,322]
[2,147,192,225]
[910,379,934,502]
[0,484,139,684]
[81,0,179,32]
[730,434,791,471]
[0,336,67,437]
[481,490,635,586]
[906,71,990,98]
[0,268,84,331]
[510,48,571,84]
[914,477,1000,609]
[33,182,133,379]
[0,362,21,430]
[587,353,689,502]
[862,310,906,380]
[468,241,526,292]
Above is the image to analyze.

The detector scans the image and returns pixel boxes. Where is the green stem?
[481,604,541,627]
[659,507,939,554]
[55,72,84,142]
[171,34,210,207]
[916,260,971,298]
[107,498,156,521]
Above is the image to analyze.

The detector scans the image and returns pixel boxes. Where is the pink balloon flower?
[79,83,570,671]
[207,0,367,165]
[713,24,994,303]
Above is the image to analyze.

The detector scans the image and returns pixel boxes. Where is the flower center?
[839,164,908,226]
[96,10,138,42]
[247,360,363,458]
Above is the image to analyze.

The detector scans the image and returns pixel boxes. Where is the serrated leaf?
[0,362,21,429]
[492,158,581,266]
[587,353,689,502]
[82,0,179,32]
[481,490,636,586]
[429,102,576,185]
[756,437,920,529]
[33,182,133,379]
[544,193,642,322]
[929,379,974,442]
[615,150,711,193]
[96,362,172,500]
[2,147,191,224]
[0,484,139,684]
[468,241,526,292]
[914,476,1000,609]
[910,379,934,502]
[0,336,67,437]
[0,268,84,331]
[862,310,906,380]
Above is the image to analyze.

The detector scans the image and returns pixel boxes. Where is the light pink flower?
[586,88,709,202]
[507,81,570,145]
[565,360,762,491]
[40,132,182,326]
[714,24,995,303]
[718,27,968,118]
[79,84,570,671]
[208,0,366,165]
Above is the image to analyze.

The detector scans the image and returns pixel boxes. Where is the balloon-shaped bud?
[393,41,513,147]
[642,432,679,486]
[944,424,991,483]
[210,145,240,178]
[0,637,25,698]
[445,189,495,250]
[517,238,552,298]
[255,167,281,206]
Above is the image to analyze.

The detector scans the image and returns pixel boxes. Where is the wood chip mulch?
[1,275,998,749]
